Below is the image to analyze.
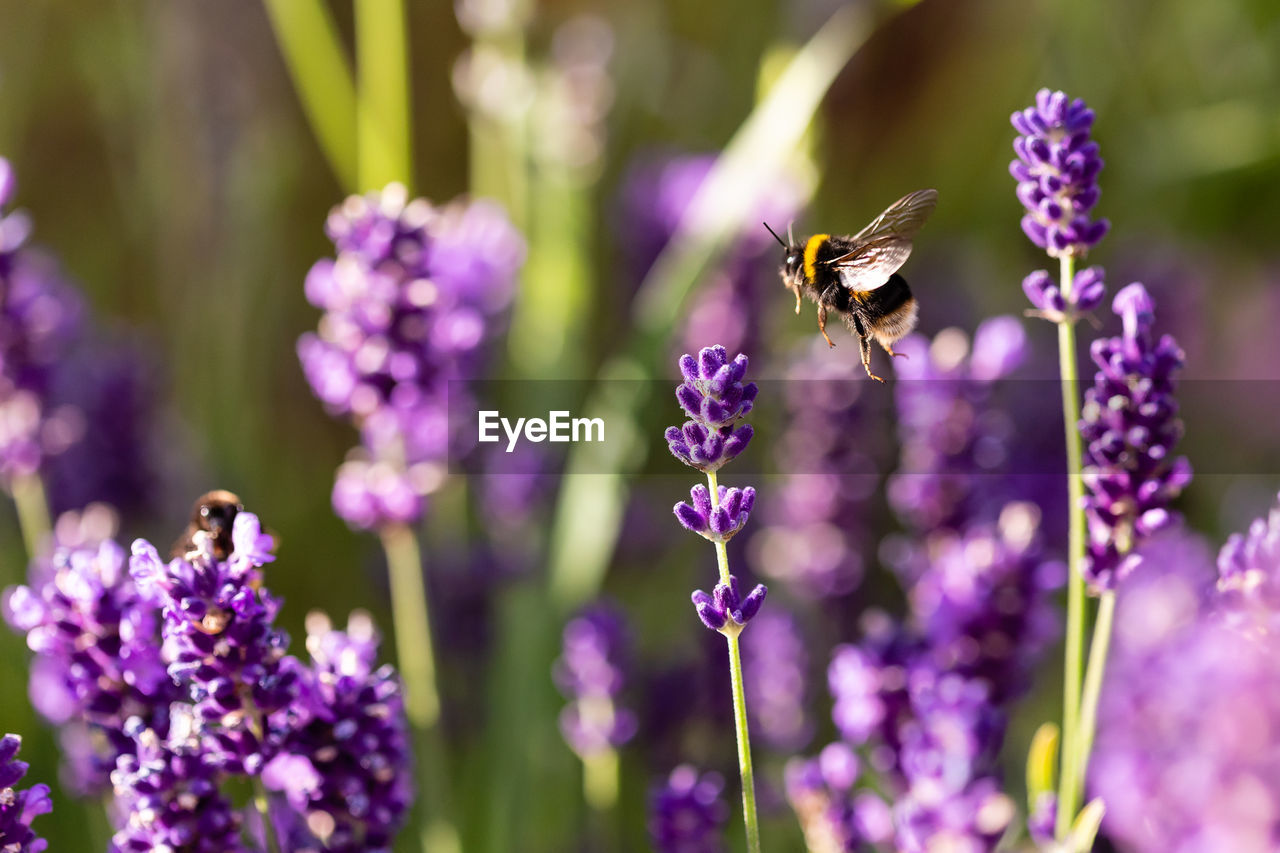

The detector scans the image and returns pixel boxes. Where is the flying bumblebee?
[767,188,938,382]
[170,489,244,560]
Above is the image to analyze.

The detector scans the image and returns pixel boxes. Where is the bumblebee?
[170,489,244,560]
[767,188,938,382]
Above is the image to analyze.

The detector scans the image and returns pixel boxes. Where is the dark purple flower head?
[648,765,729,853]
[1218,491,1280,601]
[299,185,524,530]
[1023,265,1107,324]
[674,484,756,543]
[0,734,51,853]
[666,346,756,473]
[553,603,637,757]
[129,508,296,774]
[110,715,249,853]
[691,575,766,634]
[263,611,412,852]
[1080,283,1191,590]
[1011,88,1109,256]
[741,607,812,751]
[4,505,177,793]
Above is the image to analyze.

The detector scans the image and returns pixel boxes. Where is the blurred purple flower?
[649,765,729,853]
[129,509,296,775]
[0,734,51,853]
[741,607,812,752]
[1080,283,1191,590]
[1218,490,1280,602]
[298,185,525,530]
[3,505,177,794]
[263,611,412,852]
[1010,88,1109,256]
[110,715,249,853]
[553,603,637,758]
[691,575,767,633]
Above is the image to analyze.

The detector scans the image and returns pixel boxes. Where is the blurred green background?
[3,0,1280,850]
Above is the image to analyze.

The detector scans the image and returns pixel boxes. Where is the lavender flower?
[263,611,412,852]
[110,716,249,853]
[0,156,84,487]
[648,765,729,853]
[674,484,756,542]
[1217,490,1280,600]
[0,734,51,853]
[1080,283,1191,590]
[552,603,637,759]
[691,576,767,633]
[741,607,812,751]
[129,509,295,774]
[1010,88,1109,257]
[4,505,176,793]
[1089,530,1280,853]
[785,743,892,853]
[1022,265,1107,325]
[298,185,524,530]
[665,346,756,473]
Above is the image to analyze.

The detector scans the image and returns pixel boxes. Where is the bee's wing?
[826,189,938,292]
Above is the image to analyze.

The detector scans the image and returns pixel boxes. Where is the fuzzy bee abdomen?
[861,274,918,345]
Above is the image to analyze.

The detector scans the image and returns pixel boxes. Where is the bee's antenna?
[787,220,795,246]
[762,222,786,248]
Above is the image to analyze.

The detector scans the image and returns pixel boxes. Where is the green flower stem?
[11,472,51,559]
[252,776,283,853]
[262,0,358,190]
[582,747,619,812]
[380,523,460,853]
[1054,253,1087,841]
[1075,588,1117,796]
[705,471,761,853]
[356,0,412,191]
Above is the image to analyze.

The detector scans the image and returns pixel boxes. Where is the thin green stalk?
[253,776,283,853]
[1054,253,1087,841]
[356,0,412,190]
[11,472,51,559]
[262,0,358,190]
[380,523,459,853]
[706,471,761,853]
[1075,589,1117,793]
[583,747,619,812]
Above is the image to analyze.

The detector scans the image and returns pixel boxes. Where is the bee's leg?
[859,334,884,383]
[817,305,835,348]
[881,341,909,359]
[794,288,802,315]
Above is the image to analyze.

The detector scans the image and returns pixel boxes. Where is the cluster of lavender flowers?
[1079,284,1191,590]
[5,497,412,851]
[0,157,84,489]
[0,734,51,852]
[553,603,638,760]
[648,765,729,853]
[298,185,525,530]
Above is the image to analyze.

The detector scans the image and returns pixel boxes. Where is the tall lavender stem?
[9,472,49,559]
[706,469,761,853]
[1054,252,1088,837]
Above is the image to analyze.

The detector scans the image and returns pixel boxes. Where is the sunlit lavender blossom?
[553,603,637,758]
[649,765,729,853]
[1217,490,1280,601]
[1022,266,1106,325]
[110,716,249,853]
[1080,283,1191,590]
[741,607,811,751]
[0,734,51,853]
[665,345,756,473]
[263,611,412,852]
[1090,530,1280,853]
[4,505,176,794]
[298,185,525,530]
[691,575,767,633]
[0,156,85,487]
[886,318,1027,534]
[674,484,756,543]
[786,742,891,853]
[1010,88,1108,257]
[129,510,295,774]
[750,343,880,598]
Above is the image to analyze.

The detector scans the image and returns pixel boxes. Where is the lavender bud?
[0,734,51,852]
[690,575,767,634]
[666,346,756,473]
[673,484,756,542]
[1011,89,1109,257]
